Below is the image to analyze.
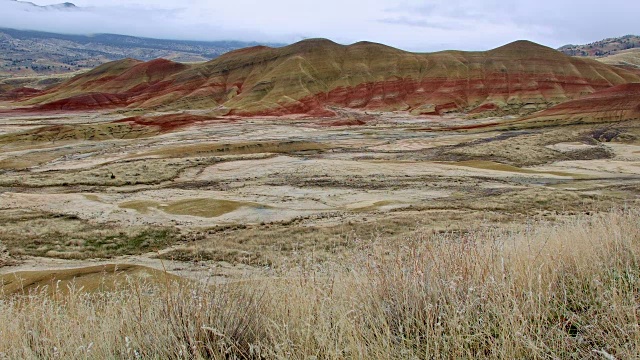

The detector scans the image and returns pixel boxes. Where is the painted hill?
[521,83,640,126]
[19,39,640,117]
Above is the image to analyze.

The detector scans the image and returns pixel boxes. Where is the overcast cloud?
[1,0,638,51]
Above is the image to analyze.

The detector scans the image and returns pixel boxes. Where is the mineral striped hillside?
[16,39,640,118]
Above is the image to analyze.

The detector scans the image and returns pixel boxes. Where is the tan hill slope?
[597,49,640,68]
[18,39,640,117]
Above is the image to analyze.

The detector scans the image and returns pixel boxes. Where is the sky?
[2,0,639,52]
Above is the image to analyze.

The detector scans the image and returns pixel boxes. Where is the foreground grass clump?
[1,209,639,359]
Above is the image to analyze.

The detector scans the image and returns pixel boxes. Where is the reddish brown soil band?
[115,113,233,132]
[0,87,42,101]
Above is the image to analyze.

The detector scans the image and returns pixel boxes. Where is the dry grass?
[0,157,201,187]
[441,126,613,167]
[142,140,328,158]
[0,123,160,148]
[445,160,582,178]
[0,210,180,259]
[120,198,270,218]
[0,264,185,295]
[1,208,640,359]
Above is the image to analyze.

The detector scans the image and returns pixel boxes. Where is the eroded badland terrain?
[1,38,640,286]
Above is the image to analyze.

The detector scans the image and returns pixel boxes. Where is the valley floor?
[1,107,640,358]
[1,108,639,279]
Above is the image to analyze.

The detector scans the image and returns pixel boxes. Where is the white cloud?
[2,0,639,51]
[380,0,640,48]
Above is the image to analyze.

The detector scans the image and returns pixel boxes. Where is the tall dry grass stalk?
[1,209,639,359]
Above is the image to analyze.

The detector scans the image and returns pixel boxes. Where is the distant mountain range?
[559,35,640,57]
[558,35,640,69]
[0,27,283,75]
[8,0,79,11]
